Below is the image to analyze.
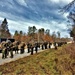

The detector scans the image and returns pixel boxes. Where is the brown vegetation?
[0,44,75,75]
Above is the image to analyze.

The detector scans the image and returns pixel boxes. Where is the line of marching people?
[0,40,25,59]
[27,41,67,55]
[0,40,67,59]
[27,42,59,55]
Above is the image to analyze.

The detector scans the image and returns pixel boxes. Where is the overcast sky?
[0,0,73,37]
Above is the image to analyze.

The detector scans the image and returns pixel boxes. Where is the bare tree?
[61,0,75,42]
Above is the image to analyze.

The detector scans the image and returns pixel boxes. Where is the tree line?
[0,18,71,44]
[1,0,75,43]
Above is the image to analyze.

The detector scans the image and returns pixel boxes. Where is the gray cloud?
[0,0,72,37]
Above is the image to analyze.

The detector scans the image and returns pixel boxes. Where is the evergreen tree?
[28,26,37,44]
[20,31,23,36]
[0,18,11,38]
[28,26,37,36]
[45,29,50,35]
[38,28,45,35]
[1,18,8,30]
[38,28,45,43]
[14,30,19,36]
[57,31,60,38]
[13,30,21,41]
[52,31,56,42]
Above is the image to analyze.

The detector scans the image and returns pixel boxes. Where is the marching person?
[9,43,14,58]
[2,41,8,59]
[27,43,31,53]
[35,43,38,53]
[31,44,34,55]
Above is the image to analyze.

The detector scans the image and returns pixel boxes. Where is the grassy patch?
[0,44,75,75]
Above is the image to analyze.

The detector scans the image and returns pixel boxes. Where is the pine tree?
[14,30,19,36]
[0,18,11,38]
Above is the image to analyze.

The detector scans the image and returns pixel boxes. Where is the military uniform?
[44,42,48,49]
[42,44,44,50]
[10,48,13,58]
[19,42,25,54]
[2,47,6,59]
[31,44,34,55]
[2,42,8,59]
[12,41,18,54]
[9,43,13,58]
[49,43,52,49]
[35,43,38,53]
[27,43,31,53]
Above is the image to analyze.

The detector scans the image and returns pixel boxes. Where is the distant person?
[42,43,44,50]
[19,42,25,54]
[44,42,47,49]
[31,44,34,55]
[54,42,57,50]
[10,48,13,58]
[27,43,31,53]
[49,43,51,49]
[2,42,8,59]
[55,46,57,50]
[9,43,13,58]
[2,47,6,59]
[35,43,38,53]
